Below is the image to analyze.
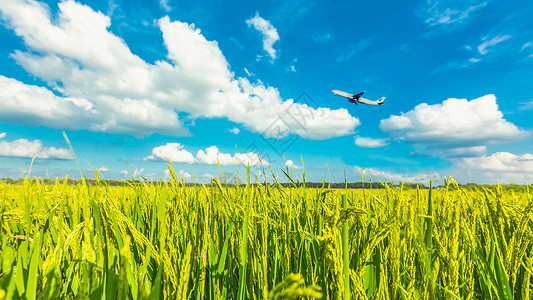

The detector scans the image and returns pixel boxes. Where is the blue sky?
[0,0,532,184]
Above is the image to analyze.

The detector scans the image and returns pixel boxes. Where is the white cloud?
[288,59,298,72]
[420,0,487,26]
[522,42,533,58]
[431,146,488,158]
[451,152,533,183]
[144,143,196,163]
[229,127,240,134]
[178,170,191,179]
[246,12,279,61]
[374,94,532,184]
[439,34,510,72]
[197,146,233,165]
[244,68,253,77]
[455,152,533,172]
[229,78,359,139]
[0,133,73,159]
[478,34,511,55]
[202,173,215,179]
[355,136,388,148]
[355,166,439,184]
[285,159,300,169]
[159,0,171,12]
[164,169,191,180]
[0,0,358,140]
[518,100,533,111]
[196,146,268,166]
[0,76,96,129]
[146,143,268,166]
[97,166,109,172]
[106,0,118,17]
[380,94,529,157]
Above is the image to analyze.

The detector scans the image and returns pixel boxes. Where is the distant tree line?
[0,178,136,187]
[269,181,427,189]
[0,177,426,189]
[1,177,529,191]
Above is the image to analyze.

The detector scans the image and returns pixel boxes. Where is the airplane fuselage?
[332,90,385,106]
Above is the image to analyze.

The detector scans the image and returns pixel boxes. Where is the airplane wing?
[332,90,354,99]
[353,91,365,99]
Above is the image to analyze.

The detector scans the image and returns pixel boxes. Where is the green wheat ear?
[0,169,531,299]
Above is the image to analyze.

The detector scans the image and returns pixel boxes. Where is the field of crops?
[0,164,532,299]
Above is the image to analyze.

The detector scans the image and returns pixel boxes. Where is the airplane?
[332,90,385,106]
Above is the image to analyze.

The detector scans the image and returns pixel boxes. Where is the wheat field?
[0,163,532,299]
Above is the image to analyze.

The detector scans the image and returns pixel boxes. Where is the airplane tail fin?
[377,97,385,105]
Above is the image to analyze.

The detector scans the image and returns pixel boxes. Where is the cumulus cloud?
[144,143,196,163]
[145,143,268,166]
[0,76,97,129]
[454,152,533,172]
[0,133,73,159]
[285,159,300,169]
[229,127,240,134]
[164,169,191,180]
[196,146,234,165]
[178,170,191,179]
[196,146,268,166]
[450,152,533,183]
[0,0,358,140]
[379,95,531,183]
[355,136,388,148]
[246,12,280,61]
[355,166,439,184]
[380,94,529,157]
[202,173,215,179]
[419,0,487,27]
[97,166,109,172]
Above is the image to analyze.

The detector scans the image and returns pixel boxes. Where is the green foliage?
[0,168,531,299]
